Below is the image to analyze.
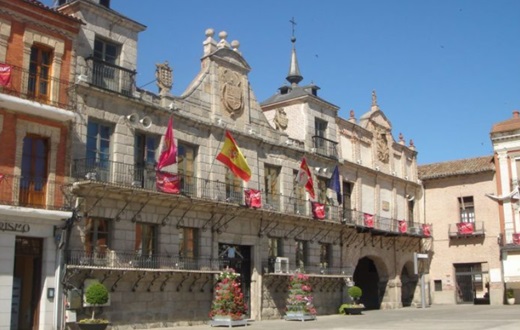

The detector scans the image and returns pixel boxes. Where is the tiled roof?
[418,155,495,180]
[491,111,520,134]
[23,0,83,23]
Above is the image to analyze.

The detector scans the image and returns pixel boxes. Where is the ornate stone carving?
[376,128,389,163]
[220,68,243,115]
[273,108,288,130]
[156,61,173,95]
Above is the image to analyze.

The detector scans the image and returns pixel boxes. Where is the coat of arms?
[156,61,173,95]
[220,69,243,115]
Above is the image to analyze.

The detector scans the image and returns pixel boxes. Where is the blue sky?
[46,0,520,165]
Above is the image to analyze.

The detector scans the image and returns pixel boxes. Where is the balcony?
[0,174,72,211]
[0,62,73,110]
[312,136,338,159]
[448,222,485,238]
[65,249,226,272]
[85,57,136,96]
[71,158,431,237]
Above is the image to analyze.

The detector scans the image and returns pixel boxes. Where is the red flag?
[457,222,474,235]
[422,224,431,237]
[296,157,315,200]
[0,64,11,87]
[157,117,177,170]
[398,220,407,233]
[364,213,374,228]
[156,171,180,194]
[513,233,520,245]
[216,131,251,182]
[244,189,262,208]
[311,202,325,219]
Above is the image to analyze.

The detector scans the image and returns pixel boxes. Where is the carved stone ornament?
[274,107,288,130]
[376,128,390,163]
[156,61,173,95]
[220,68,243,115]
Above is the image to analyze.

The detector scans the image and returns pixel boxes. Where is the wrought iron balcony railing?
[71,158,431,237]
[85,57,136,96]
[448,221,485,238]
[0,62,73,109]
[0,174,71,211]
[312,136,338,159]
[65,249,227,271]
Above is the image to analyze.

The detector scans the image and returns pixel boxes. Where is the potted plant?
[285,273,317,321]
[506,288,515,305]
[339,285,365,315]
[209,269,248,327]
[78,281,110,330]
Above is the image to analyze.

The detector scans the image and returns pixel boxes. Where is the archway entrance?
[401,265,417,307]
[218,243,252,316]
[353,257,380,309]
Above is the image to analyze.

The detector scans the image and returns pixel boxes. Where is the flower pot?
[507,297,515,305]
[210,315,248,327]
[343,307,364,315]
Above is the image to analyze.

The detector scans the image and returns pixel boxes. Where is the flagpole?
[207,129,226,182]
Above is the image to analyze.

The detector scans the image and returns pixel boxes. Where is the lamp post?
[414,252,429,308]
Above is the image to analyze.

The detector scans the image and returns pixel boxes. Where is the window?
[86,120,112,179]
[135,223,156,258]
[93,37,118,64]
[268,237,283,258]
[134,133,158,188]
[28,45,52,103]
[320,243,332,269]
[179,227,198,259]
[459,196,475,223]
[314,118,327,149]
[20,135,48,207]
[92,37,120,91]
[84,218,110,255]
[434,280,442,292]
[408,199,415,226]
[178,143,197,195]
[292,169,306,214]
[295,240,308,269]
[264,165,280,210]
[342,181,352,221]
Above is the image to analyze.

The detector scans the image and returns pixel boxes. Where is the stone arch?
[400,261,418,307]
[353,255,389,310]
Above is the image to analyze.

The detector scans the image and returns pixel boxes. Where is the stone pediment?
[210,47,251,74]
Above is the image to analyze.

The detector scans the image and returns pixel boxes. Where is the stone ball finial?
[231,40,240,49]
[218,31,228,40]
[205,28,215,38]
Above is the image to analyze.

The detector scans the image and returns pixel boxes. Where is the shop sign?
[0,221,30,233]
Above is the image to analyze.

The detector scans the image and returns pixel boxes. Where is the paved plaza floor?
[149,305,520,330]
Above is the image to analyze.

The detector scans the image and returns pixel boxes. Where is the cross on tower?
[289,17,297,38]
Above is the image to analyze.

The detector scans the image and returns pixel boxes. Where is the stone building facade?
[419,157,503,305]
[1,1,432,329]
[0,1,81,329]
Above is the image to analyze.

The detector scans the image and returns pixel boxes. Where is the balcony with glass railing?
[0,62,73,110]
[71,158,431,237]
[85,57,136,96]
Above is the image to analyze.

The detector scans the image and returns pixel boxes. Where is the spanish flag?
[216,131,251,182]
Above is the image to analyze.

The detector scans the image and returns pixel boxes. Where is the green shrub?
[348,285,362,300]
[506,288,514,299]
[83,282,109,323]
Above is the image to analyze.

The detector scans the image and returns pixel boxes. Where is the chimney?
[514,110,520,119]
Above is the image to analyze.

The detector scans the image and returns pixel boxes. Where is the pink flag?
[364,213,374,228]
[157,117,177,170]
[0,64,11,87]
[457,222,474,235]
[398,220,407,233]
[311,202,325,219]
[244,189,262,208]
[156,171,180,194]
[513,233,520,245]
[422,224,431,237]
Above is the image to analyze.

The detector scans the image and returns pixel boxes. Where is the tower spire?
[286,17,303,86]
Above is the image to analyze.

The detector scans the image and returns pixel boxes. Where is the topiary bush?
[348,285,362,303]
[83,282,109,323]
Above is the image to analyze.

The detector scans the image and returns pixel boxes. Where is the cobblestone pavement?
[147,304,520,330]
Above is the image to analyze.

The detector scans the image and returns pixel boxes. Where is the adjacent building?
[419,156,502,305]
[0,0,81,329]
